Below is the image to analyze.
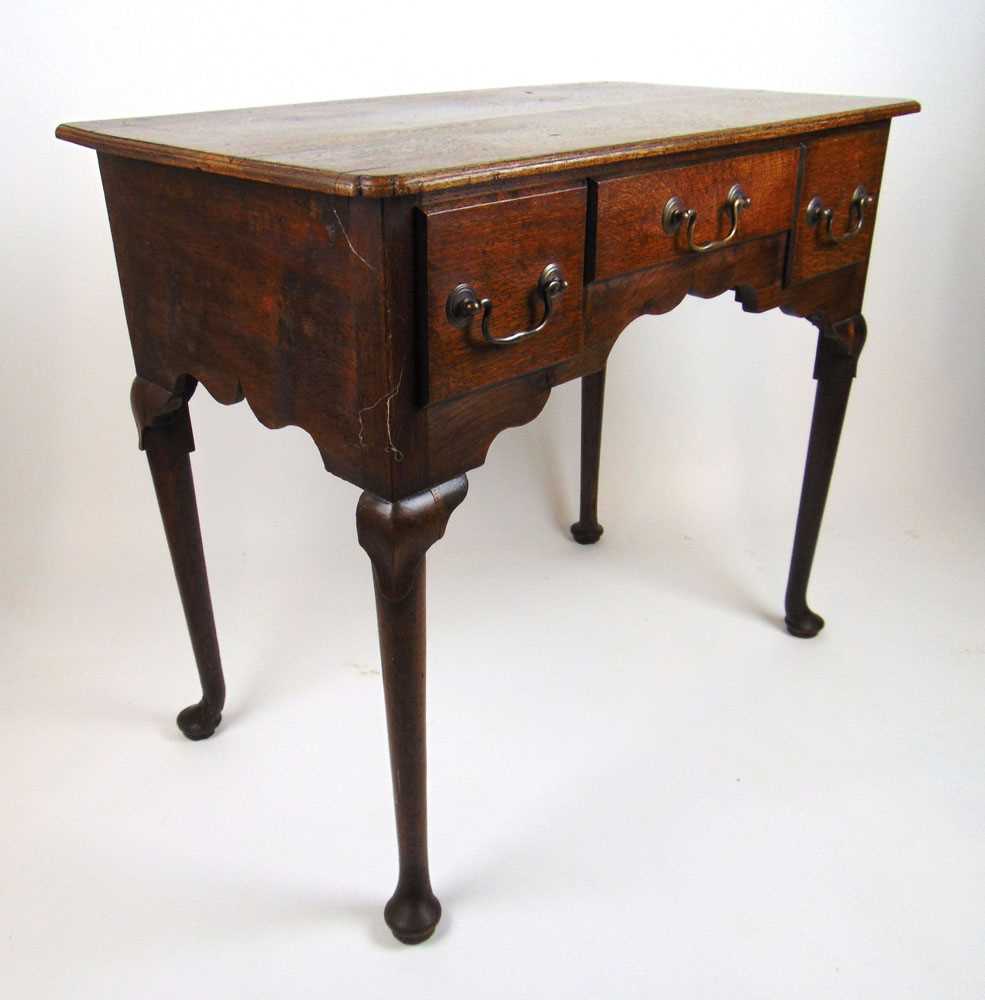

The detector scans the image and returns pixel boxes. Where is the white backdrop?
[3,2,984,998]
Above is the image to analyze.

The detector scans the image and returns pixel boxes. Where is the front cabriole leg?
[131,376,226,738]
[356,475,469,944]
[784,315,867,637]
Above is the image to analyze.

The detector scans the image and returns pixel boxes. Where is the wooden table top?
[56,82,919,198]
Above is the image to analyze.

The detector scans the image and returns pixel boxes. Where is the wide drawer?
[592,147,800,280]
[418,186,586,404]
[789,124,889,284]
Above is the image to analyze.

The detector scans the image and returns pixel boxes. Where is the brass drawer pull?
[661,183,751,254]
[806,185,875,245]
[446,263,569,346]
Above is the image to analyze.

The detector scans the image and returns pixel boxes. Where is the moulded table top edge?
[55,81,920,198]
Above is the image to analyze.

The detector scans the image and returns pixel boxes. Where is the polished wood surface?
[594,146,800,278]
[356,476,469,944]
[570,369,606,545]
[784,316,867,637]
[790,123,889,283]
[420,184,586,403]
[57,82,918,197]
[131,377,225,740]
[98,152,393,496]
[58,82,918,945]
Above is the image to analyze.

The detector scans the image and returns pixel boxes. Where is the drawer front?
[593,148,799,280]
[420,186,586,404]
[789,124,889,283]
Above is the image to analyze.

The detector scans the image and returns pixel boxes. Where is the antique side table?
[57,83,918,944]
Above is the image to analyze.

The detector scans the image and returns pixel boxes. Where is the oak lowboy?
[57,82,918,944]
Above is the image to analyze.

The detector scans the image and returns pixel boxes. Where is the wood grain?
[57,83,919,198]
[98,153,395,495]
[356,475,469,944]
[594,146,799,278]
[62,82,922,947]
[420,185,586,403]
[789,124,890,283]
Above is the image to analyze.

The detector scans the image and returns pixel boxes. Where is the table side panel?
[98,154,390,489]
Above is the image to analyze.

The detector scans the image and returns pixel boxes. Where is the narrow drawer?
[789,124,889,284]
[593,148,799,280]
[418,186,586,405]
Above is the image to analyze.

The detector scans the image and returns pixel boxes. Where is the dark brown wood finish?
[131,376,225,740]
[420,184,586,403]
[58,83,918,944]
[58,83,918,197]
[356,476,469,944]
[571,369,606,544]
[98,153,397,497]
[789,124,889,283]
[784,315,867,637]
[594,146,799,278]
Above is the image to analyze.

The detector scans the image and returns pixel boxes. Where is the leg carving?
[570,368,606,544]
[131,377,226,739]
[356,475,469,944]
[785,316,867,638]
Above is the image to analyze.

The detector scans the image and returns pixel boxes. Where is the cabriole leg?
[131,377,225,739]
[356,475,469,944]
[785,316,866,638]
[571,368,606,544]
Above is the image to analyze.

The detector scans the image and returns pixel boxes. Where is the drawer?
[593,148,799,280]
[789,124,889,283]
[418,186,586,404]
